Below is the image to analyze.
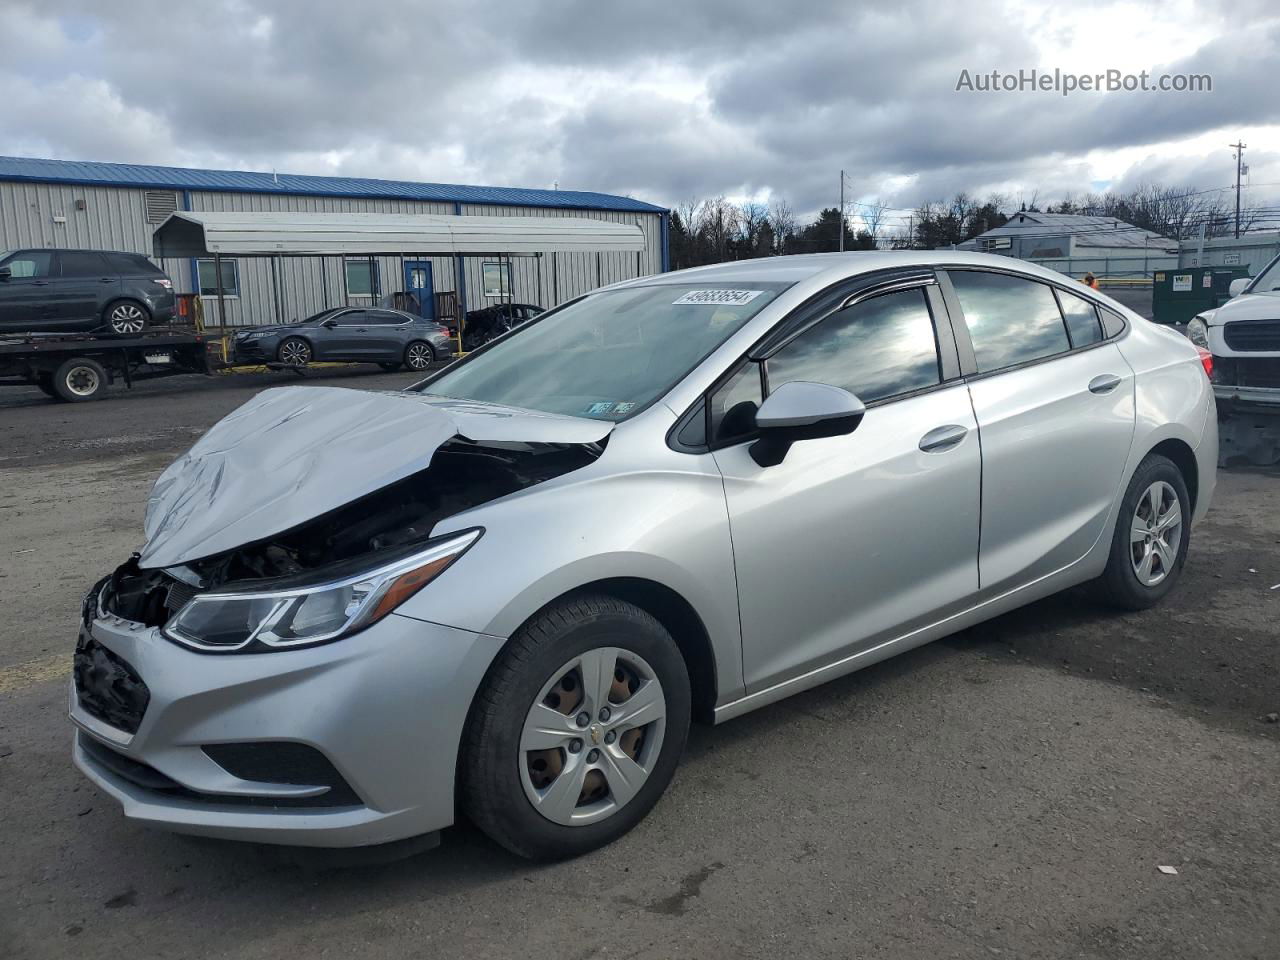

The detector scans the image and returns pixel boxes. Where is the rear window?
[949,271,1070,373]
[105,252,163,275]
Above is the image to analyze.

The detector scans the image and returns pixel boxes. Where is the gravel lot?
[1,366,1277,960]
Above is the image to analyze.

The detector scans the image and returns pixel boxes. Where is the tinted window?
[366,310,408,325]
[1056,289,1103,348]
[949,271,1070,372]
[709,363,764,445]
[2,251,52,278]
[104,252,162,275]
[767,287,941,403]
[197,259,239,296]
[331,311,369,326]
[59,252,110,278]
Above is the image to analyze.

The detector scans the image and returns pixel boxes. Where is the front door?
[403,261,434,319]
[0,251,56,331]
[713,281,982,692]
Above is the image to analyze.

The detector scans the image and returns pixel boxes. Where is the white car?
[1187,255,1280,407]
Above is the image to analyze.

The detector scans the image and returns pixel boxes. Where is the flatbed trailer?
[0,327,212,402]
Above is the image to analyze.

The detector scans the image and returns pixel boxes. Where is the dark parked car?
[461,302,543,350]
[0,248,175,335]
[232,307,454,370]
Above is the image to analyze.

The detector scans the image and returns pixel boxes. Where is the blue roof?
[0,155,666,214]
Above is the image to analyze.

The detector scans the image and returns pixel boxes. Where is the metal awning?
[152,211,645,258]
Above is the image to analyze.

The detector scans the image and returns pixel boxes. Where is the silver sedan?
[71,252,1216,860]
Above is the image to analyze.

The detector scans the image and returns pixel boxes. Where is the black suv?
[0,248,176,335]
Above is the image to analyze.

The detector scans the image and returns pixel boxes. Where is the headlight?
[1186,317,1210,349]
[239,332,266,341]
[163,530,479,652]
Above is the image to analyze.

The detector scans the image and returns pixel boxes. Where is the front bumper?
[231,337,277,363]
[70,608,504,847]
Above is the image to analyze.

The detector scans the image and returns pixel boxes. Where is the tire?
[103,300,149,335]
[461,595,691,861]
[1097,454,1192,610]
[51,357,108,402]
[404,340,434,371]
[277,337,312,366]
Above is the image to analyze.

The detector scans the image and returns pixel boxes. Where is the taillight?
[1196,346,1213,378]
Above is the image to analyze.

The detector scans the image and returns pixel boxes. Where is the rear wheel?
[104,300,149,334]
[462,595,691,860]
[404,340,433,371]
[277,337,312,366]
[51,357,108,402]
[1097,454,1191,609]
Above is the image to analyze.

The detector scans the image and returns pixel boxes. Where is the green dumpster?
[1151,265,1249,325]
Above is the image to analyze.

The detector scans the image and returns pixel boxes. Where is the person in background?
[1082,272,1100,290]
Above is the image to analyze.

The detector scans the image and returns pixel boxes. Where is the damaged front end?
[96,387,610,651]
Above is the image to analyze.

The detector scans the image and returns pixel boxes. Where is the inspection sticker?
[672,289,764,306]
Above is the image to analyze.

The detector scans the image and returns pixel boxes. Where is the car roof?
[607,250,1086,291]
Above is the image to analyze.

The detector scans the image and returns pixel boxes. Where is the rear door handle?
[32,280,49,286]
[1088,374,1123,395]
[919,424,969,453]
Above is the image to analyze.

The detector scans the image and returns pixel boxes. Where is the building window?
[345,258,380,297]
[197,258,239,297]
[482,261,511,298]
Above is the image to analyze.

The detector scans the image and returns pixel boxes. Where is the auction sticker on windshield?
[672,289,764,306]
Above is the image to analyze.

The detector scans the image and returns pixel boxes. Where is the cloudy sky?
[2,0,1277,228]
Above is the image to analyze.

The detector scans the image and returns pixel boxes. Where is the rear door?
[0,250,56,331]
[53,251,118,326]
[940,269,1135,593]
[713,275,982,691]
[364,309,414,360]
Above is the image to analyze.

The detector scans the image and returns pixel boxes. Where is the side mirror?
[1228,277,1251,298]
[750,381,866,467]
[0,266,11,280]
[321,318,338,329]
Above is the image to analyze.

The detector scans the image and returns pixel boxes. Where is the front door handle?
[919,424,969,453]
[1088,374,1123,395]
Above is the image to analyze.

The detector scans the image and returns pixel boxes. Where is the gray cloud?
[1,0,1278,217]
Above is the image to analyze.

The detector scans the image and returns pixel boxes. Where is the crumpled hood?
[139,386,612,569]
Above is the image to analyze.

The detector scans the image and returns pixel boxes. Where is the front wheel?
[462,596,691,860]
[51,357,108,402]
[277,337,312,366]
[1097,454,1191,609]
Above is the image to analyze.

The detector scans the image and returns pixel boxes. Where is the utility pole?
[1231,140,1247,239]
[838,169,845,252]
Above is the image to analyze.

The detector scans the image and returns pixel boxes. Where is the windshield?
[418,282,788,420]
[1248,253,1280,294]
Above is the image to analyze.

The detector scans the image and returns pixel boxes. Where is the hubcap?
[110,304,145,334]
[407,344,430,369]
[1129,480,1182,587]
[280,340,310,365]
[65,365,100,397]
[520,647,667,827]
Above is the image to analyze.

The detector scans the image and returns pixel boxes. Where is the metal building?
[0,156,670,328]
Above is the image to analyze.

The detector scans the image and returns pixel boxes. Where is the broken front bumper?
[70,605,504,847]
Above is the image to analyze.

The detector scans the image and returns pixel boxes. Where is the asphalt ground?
[1,362,1277,960]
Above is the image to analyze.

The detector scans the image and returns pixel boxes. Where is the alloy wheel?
[279,339,311,365]
[109,303,146,334]
[406,343,432,370]
[520,647,667,827]
[1129,480,1182,587]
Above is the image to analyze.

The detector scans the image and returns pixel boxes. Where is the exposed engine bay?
[102,437,601,626]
